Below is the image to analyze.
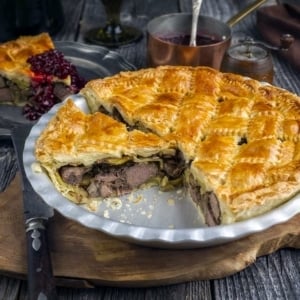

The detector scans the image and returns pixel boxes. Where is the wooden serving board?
[0,174,299,288]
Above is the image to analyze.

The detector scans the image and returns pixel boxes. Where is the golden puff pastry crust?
[35,99,175,204]
[38,66,300,225]
[79,66,300,224]
[0,32,54,83]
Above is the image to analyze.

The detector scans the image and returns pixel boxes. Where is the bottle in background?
[0,0,65,42]
[0,0,17,42]
[15,0,64,36]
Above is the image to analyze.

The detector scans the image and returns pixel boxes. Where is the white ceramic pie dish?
[23,94,300,249]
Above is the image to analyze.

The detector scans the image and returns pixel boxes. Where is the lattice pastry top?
[36,66,300,225]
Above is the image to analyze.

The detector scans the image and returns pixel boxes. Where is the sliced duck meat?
[125,163,159,188]
[201,192,221,226]
[94,171,119,183]
[0,88,13,102]
[60,161,160,198]
[53,82,72,100]
[163,150,186,179]
[89,162,159,197]
[88,179,118,198]
[99,183,115,198]
[187,174,221,226]
[59,166,91,185]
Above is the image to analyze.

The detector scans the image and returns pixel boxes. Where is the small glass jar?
[221,34,294,83]
[221,39,274,83]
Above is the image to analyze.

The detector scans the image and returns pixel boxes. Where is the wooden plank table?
[0,0,300,299]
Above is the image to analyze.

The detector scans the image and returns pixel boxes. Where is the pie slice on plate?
[0,32,85,120]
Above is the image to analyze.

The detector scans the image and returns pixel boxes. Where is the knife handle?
[26,218,57,300]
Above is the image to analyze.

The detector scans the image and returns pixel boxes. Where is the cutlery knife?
[0,125,57,300]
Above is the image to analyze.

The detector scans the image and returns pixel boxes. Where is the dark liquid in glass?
[85,0,142,47]
[101,0,122,16]
[159,33,222,46]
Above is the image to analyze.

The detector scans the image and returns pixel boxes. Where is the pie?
[0,32,54,84]
[0,32,85,120]
[35,66,300,226]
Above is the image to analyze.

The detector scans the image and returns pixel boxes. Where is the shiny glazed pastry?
[36,66,300,226]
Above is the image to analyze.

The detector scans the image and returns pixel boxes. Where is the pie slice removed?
[35,66,300,226]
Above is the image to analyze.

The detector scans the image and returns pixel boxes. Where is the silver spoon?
[189,0,203,46]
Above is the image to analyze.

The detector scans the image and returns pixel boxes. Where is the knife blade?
[0,125,57,300]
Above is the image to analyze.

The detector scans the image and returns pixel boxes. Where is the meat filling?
[187,174,221,226]
[162,149,185,179]
[60,166,91,185]
[0,75,71,105]
[59,152,187,199]
[59,161,160,198]
[0,75,31,104]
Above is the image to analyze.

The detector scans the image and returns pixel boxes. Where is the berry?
[23,49,87,120]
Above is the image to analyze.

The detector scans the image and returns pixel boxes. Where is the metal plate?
[0,41,135,125]
[23,95,300,249]
[54,41,136,80]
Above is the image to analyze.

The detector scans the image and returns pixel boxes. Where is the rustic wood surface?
[0,174,300,290]
[0,0,300,299]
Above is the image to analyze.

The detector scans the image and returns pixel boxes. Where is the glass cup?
[85,0,142,47]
